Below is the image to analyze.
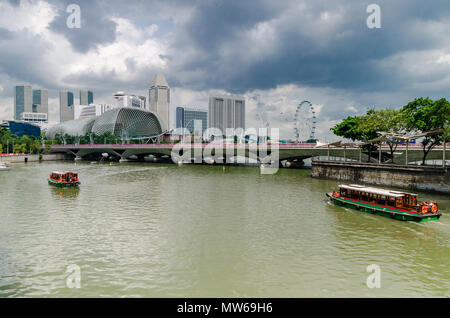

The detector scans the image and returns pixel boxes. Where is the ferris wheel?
[294,101,316,142]
[280,101,317,142]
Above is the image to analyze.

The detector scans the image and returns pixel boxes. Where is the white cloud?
[0,0,56,34]
[346,105,357,112]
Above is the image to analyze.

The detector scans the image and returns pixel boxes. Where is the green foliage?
[0,128,44,154]
[44,144,51,154]
[401,97,450,163]
[331,116,362,141]
[332,97,450,164]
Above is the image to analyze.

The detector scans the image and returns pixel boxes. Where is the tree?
[401,97,450,164]
[363,108,402,163]
[14,143,25,153]
[331,111,379,162]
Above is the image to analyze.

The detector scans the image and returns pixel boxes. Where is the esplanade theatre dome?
[46,108,166,139]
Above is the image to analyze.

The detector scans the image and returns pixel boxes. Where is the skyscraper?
[14,85,32,120]
[60,91,74,122]
[32,89,48,114]
[80,90,94,105]
[149,73,170,129]
[176,107,208,134]
[208,95,245,132]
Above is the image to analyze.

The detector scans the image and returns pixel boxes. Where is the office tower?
[176,107,208,134]
[208,95,245,132]
[138,96,146,109]
[60,91,74,122]
[14,85,32,120]
[32,89,48,114]
[80,90,94,105]
[148,73,170,129]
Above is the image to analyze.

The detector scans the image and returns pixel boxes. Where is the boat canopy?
[338,184,417,198]
[51,171,77,175]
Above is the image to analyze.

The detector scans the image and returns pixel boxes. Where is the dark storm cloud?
[7,0,20,6]
[168,0,450,93]
[1,0,450,108]
[0,29,54,88]
[48,0,117,53]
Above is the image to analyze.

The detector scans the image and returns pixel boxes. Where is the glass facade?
[176,107,207,134]
[80,90,94,105]
[14,85,32,120]
[32,89,48,114]
[33,89,41,105]
[46,108,165,139]
[60,91,75,122]
[8,121,41,138]
[67,92,74,106]
[88,91,93,104]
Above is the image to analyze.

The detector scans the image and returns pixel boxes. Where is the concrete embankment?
[311,160,450,194]
[0,153,67,164]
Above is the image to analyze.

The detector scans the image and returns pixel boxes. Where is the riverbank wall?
[0,153,67,164]
[311,160,450,194]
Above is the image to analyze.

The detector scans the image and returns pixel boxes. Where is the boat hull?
[48,179,80,188]
[326,193,440,222]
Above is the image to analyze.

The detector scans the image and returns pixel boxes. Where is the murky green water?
[0,161,449,297]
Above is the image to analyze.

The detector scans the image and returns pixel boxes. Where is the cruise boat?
[48,171,80,187]
[0,162,11,171]
[326,184,441,222]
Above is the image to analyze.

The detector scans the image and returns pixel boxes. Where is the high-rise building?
[14,85,32,120]
[149,73,170,129]
[32,89,48,114]
[208,95,245,132]
[80,90,94,105]
[176,107,208,134]
[113,92,146,109]
[60,91,74,122]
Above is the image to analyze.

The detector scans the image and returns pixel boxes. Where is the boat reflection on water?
[50,186,80,199]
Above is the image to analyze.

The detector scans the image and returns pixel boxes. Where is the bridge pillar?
[74,156,82,161]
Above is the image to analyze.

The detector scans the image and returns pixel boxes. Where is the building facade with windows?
[32,89,48,114]
[14,85,32,120]
[149,73,170,129]
[60,91,74,122]
[74,103,114,120]
[113,92,146,109]
[79,90,94,105]
[20,112,48,124]
[208,95,245,132]
[176,107,208,134]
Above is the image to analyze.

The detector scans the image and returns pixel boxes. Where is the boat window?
[387,197,395,207]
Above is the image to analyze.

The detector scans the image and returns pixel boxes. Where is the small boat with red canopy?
[48,171,80,187]
[326,184,441,222]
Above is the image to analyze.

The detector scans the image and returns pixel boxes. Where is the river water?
[0,161,449,297]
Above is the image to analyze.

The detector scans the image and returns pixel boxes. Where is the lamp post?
[379,143,382,164]
[405,139,409,166]
[443,136,446,169]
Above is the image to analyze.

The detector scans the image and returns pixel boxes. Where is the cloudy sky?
[0,0,449,140]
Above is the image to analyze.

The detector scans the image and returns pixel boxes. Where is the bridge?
[50,143,449,166]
